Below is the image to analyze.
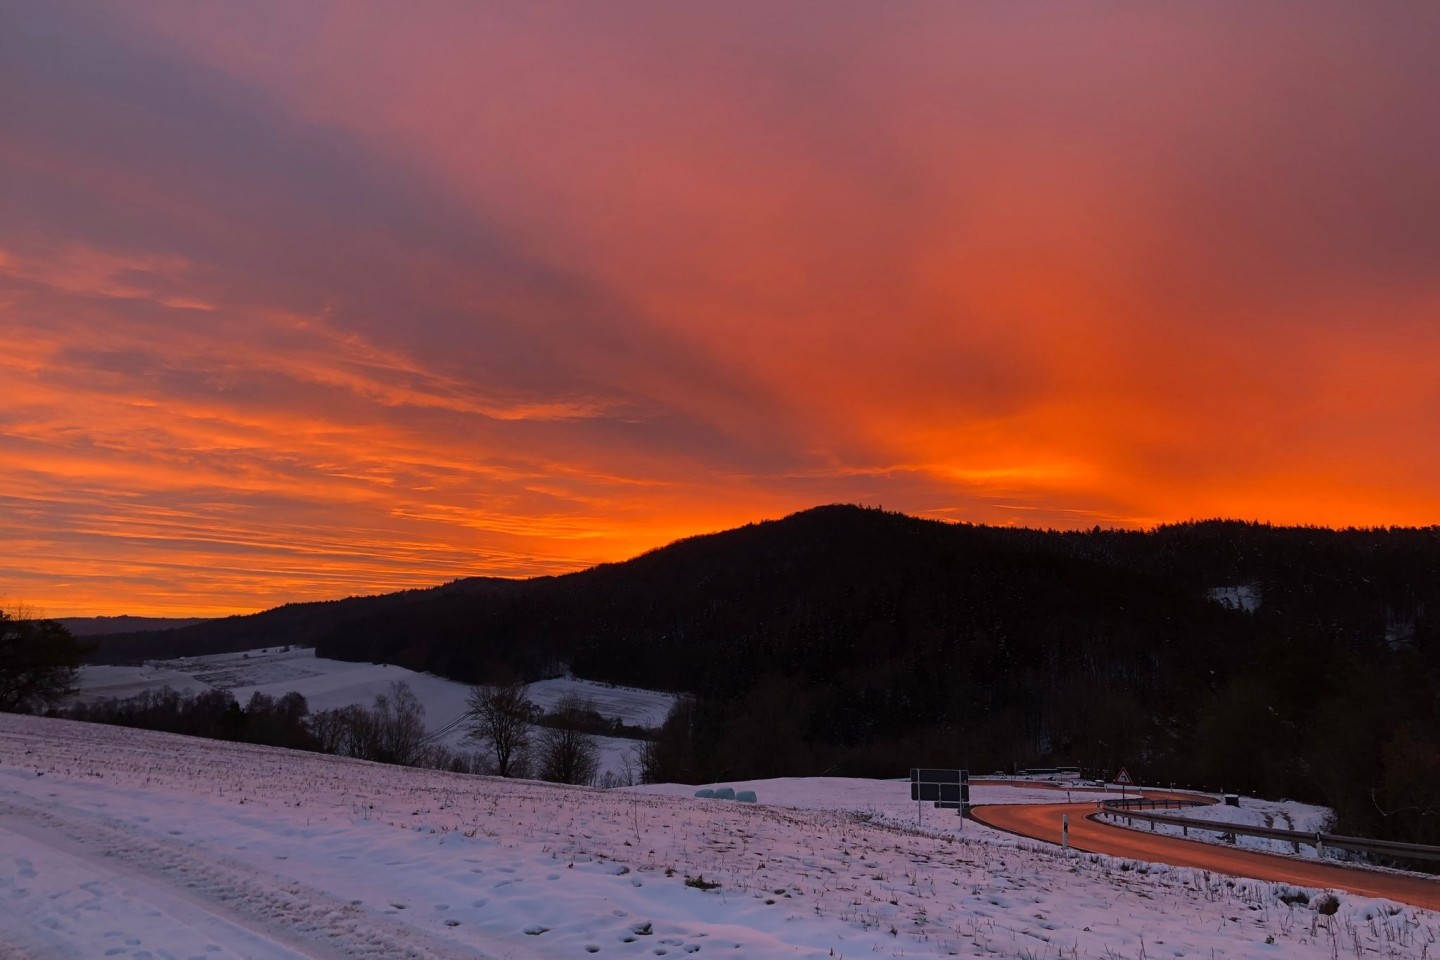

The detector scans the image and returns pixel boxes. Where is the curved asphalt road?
[972,794,1440,911]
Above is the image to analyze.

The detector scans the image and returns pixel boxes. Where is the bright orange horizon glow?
[4,3,1439,617]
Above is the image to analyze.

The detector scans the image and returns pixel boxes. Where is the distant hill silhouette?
[58,616,212,637]
[87,504,1440,852]
[85,577,524,664]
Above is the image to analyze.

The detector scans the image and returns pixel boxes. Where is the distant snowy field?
[4,715,1435,960]
[74,647,678,778]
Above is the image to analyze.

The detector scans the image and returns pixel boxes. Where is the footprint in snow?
[524,925,549,936]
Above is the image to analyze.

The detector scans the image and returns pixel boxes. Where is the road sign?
[910,768,969,807]
[1114,767,1132,785]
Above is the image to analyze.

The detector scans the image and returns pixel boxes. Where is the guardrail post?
[1316,833,1324,858]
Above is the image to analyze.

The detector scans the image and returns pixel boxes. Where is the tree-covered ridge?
[87,506,1440,850]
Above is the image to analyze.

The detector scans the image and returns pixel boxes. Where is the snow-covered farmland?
[4,714,1436,960]
[73,647,678,779]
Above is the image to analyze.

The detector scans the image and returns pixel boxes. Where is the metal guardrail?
[1098,797,1440,863]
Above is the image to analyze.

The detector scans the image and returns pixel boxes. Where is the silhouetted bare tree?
[536,694,601,785]
[464,681,533,777]
[372,680,427,765]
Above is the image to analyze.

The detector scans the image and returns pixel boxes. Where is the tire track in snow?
[0,792,485,960]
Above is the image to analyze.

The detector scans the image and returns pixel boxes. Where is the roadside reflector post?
[1062,814,1069,851]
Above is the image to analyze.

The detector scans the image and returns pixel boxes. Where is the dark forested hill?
[85,576,525,664]
[59,616,212,637]
[88,505,1440,848]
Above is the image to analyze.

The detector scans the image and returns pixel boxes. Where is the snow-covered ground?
[4,714,1435,960]
[1104,794,1339,860]
[74,648,678,780]
[1207,584,1262,613]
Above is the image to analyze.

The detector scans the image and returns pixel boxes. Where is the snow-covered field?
[74,648,678,779]
[4,715,1435,960]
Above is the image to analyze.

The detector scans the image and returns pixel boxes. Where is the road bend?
[971,798,1440,911]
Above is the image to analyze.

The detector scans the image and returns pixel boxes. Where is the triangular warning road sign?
[1114,767,1133,785]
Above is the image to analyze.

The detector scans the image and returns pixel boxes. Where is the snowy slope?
[3,714,1435,960]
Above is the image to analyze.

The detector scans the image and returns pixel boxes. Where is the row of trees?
[63,686,319,750]
[52,676,635,787]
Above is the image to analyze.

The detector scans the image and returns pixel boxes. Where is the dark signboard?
[910,768,969,807]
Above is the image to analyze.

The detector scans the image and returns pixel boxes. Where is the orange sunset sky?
[3,2,1439,617]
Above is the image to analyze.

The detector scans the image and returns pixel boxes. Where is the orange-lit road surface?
[971,799,1440,911]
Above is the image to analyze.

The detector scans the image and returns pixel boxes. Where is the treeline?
[57,681,650,788]
[59,682,473,769]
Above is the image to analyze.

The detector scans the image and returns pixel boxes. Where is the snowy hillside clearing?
[74,647,678,778]
[3,715,1436,960]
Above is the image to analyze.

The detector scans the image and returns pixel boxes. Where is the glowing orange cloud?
[2,3,1438,616]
